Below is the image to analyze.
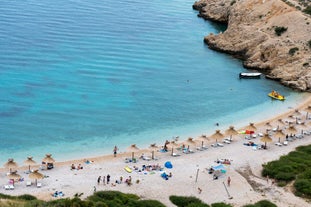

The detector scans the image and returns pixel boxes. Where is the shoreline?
[1,93,311,206]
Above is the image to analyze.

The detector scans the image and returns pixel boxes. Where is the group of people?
[71,163,83,170]
[97,174,111,185]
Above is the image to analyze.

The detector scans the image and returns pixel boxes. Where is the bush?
[169,195,209,207]
[303,6,311,15]
[274,26,287,36]
[243,200,277,207]
[294,179,311,197]
[211,202,233,207]
[288,47,299,56]
[17,194,37,201]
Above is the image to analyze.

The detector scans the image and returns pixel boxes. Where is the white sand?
[1,95,311,207]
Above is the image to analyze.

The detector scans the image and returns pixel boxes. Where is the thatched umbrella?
[245,123,257,131]
[4,158,18,173]
[29,170,44,185]
[273,129,285,143]
[149,143,159,159]
[264,122,273,131]
[195,134,209,147]
[225,126,238,141]
[260,133,272,148]
[183,137,197,150]
[286,125,297,135]
[127,144,140,160]
[167,141,179,156]
[297,122,309,135]
[210,130,225,143]
[7,171,21,185]
[275,119,285,129]
[304,105,311,120]
[24,156,36,172]
[42,154,55,163]
[292,109,301,116]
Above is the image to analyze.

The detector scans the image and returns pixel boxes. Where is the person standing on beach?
[227,176,231,186]
[103,176,106,185]
[107,174,111,184]
[113,146,118,157]
[97,176,101,185]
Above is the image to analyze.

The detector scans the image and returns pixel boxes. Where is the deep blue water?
[0,0,303,163]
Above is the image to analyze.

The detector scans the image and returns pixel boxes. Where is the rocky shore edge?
[193,0,311,91]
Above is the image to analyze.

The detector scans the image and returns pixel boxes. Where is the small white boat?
[239,72,262,79]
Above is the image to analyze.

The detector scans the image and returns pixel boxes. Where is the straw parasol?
[304,105,311,120]
[127,144,140,160]
[297,122,309,135]
[4,158,18,173]
[286,125,297,135]
[245,123,257,131]
[276,118,285,129]
[167,141,179,156]
[42,154,55,163]
[225,126,238,141]
[195,134,209,147]
[29,170,44,185]
[24,156,36,172]
[264,122,273,131]
[273,129,285,143]
[292,109,301,116]
[210,130,225,143]
[7,171,21,184]
[183,137,197,149]
[260,133,272,148]
[149,143,159,159]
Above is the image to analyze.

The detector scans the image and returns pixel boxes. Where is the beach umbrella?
[195,134,209,147]
[210,130,225,143]
[225,126,238,141]
[7,171,21,185]
[286,115,296,124]
[260,133,272,148]
[149,143,159,159]
[292,109,301,116]
[304,105,311,120]
[264,122,273,131]
[183,137,197,149]
[24,156,36,172]
[297,122,309,134]
[42,154,55,163]
[29,170,44,185]
[245,123,257,131]
[273,129,285,143]
[167,141,179,156]
[4,158,18,173]
[127,144,140,160]
[276,118,285,128]
[286,125,297,135]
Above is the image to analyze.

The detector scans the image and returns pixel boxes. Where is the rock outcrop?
[193,0,311,91]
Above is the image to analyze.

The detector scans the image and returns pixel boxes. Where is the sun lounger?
[172,152,180,157]
[4,185,10,190]
[275,142,282,146]
[9,185,14,190]
[251,134,257,138]
[217,143,224,147]
[142,156,151,161]
[223,140,231,144]
[283,141,288,146]
[37,183,42,188]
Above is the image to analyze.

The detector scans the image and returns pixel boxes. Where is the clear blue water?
[0,0,304,163]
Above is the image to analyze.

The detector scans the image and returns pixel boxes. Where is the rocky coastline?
[193,0,311,91]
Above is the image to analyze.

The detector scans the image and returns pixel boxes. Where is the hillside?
[193,0,311,91]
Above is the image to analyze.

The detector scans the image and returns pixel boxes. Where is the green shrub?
[211,202,233,207]
[17,194,37,201]
[169,195,209,207]
[294,179,311,197]
[288,47,299,56]
[274,26,287,36]
[303,6,311,15]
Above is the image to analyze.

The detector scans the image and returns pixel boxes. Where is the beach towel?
[164,161,173,169]
[124,166,132,173]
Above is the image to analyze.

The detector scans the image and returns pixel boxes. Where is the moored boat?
[239,72,262,79]
[268,91,285,101]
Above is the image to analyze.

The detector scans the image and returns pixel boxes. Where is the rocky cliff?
[193,0,311,91]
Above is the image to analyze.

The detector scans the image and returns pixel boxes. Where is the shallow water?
[0,0,304,163]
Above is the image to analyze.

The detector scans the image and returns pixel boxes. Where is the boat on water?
[268,91,285,101]
[239,72,262,79]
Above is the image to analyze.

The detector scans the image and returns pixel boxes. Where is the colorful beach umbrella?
[4,158,18,173]
[24,156,36,172]
[127,144,140,160]
[29,170,44,185]
[225,126,238,141]
[210,130,224,143]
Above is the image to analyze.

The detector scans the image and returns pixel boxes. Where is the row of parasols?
[3,154,55,186]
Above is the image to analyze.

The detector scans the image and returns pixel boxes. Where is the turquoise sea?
[0,0,305,163]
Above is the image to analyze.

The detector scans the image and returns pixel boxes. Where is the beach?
[1,94,311,207]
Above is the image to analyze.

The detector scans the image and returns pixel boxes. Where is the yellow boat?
[268,91,285,101]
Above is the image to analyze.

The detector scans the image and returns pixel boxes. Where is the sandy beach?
[1,94,311,207]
